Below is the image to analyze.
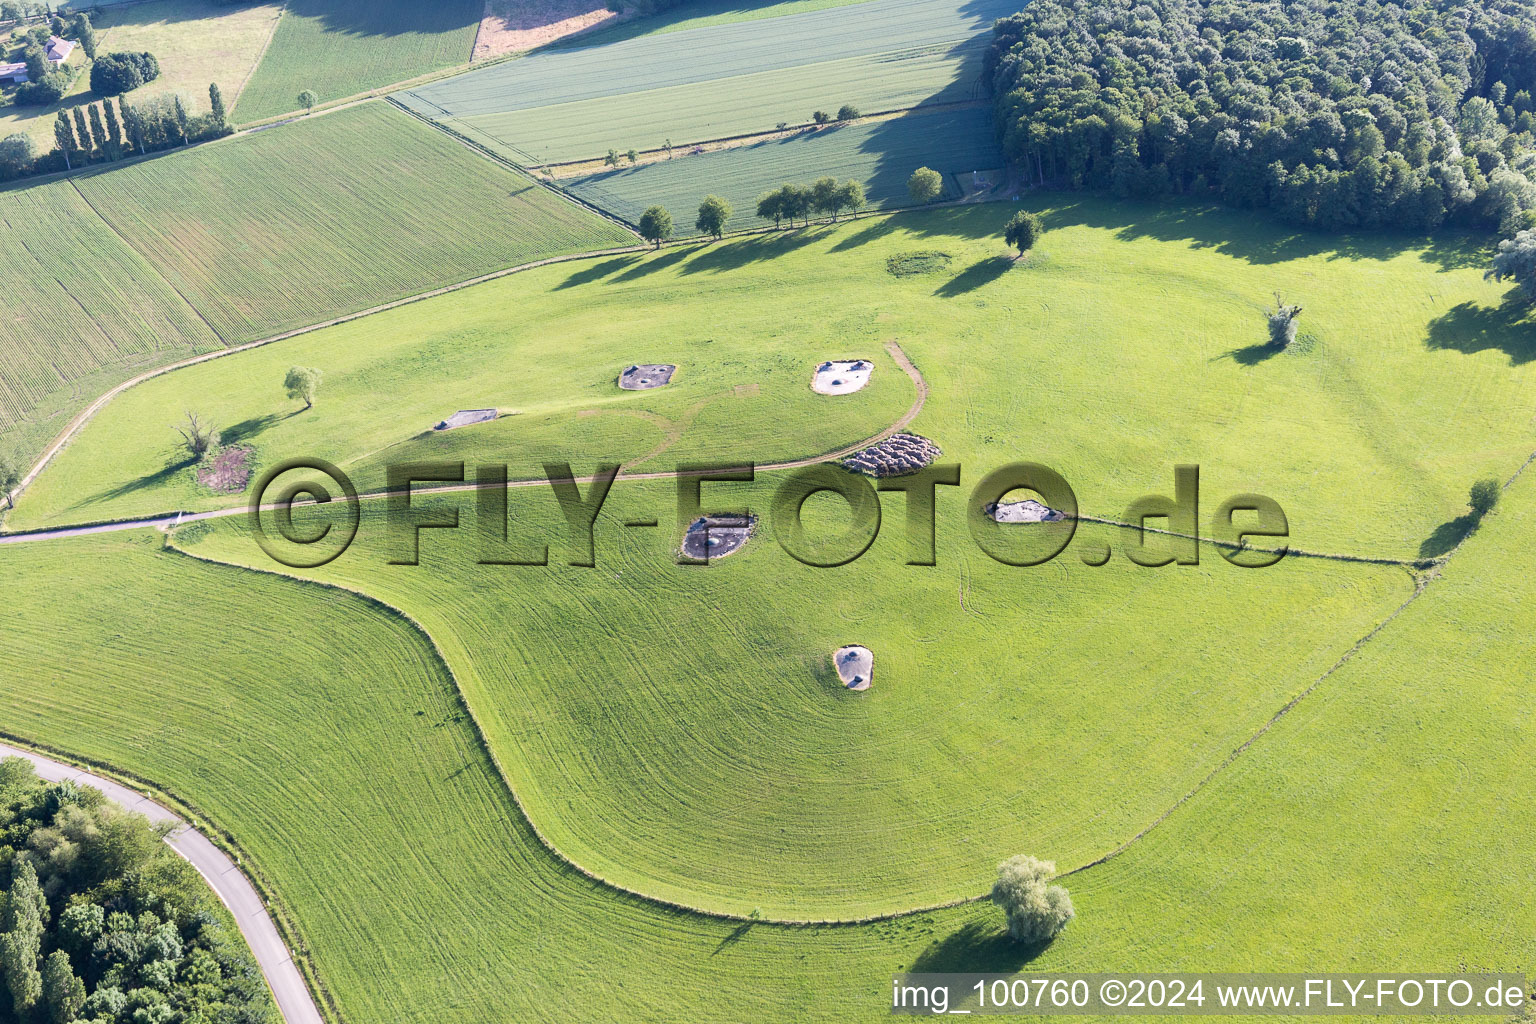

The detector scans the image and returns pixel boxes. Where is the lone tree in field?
[908,166,943,204]
[1267,294,1304,348]
[837,179,866,218]
[604,148,619,167]
[284,365,323,410]
[1487,229,1536,301]
[837,103,859,121]
[695,194,731,239]
[1469,477,1501,518]
[175,412,219,460]
[0,452,19,510]
[626,147,638,164]
[1005,210,1043,258]
[639,205,673,248]
[812,110,832,125]
[297,89,317,114]
[991,855,1074,944]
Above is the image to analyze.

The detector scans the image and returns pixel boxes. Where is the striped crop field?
[0,182,220,473]
[562,105,1004,232]
[232,0,482,123]
[397,0,1014,165]
[73,102,634,344]
[450,45,986,167]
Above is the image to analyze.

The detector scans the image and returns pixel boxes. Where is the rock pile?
[841,433,941,477]
[986,499,1067,523]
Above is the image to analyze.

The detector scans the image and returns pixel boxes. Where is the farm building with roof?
[0,36,77,84]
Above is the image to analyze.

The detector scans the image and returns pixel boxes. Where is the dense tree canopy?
[89,52,159,97]
[988,0,1536,235]
[0,758,271,1024]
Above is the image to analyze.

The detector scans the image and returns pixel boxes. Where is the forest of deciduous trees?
[987,0,1536,240]
[0,759,271,1024]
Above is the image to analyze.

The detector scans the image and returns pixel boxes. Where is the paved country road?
[0,742,325,1024]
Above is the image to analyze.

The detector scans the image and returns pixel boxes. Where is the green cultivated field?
[564,105,1001,229]
[20,199,1531,564]
[398,0,1010,163]
[71,102,633,343]
[233,0,481,123]
[451,46,985,166]
[0,182,219,474]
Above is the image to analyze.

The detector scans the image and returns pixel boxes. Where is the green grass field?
[18,198,1532,565]
[68,101,633,344]
[0,440,1529,1021]
[563,105,1002,229]
[179,483,1409,915]
[0,180,219,475]
[232,0,481,123]
[0,0,281,150]
[398,0,1009,164]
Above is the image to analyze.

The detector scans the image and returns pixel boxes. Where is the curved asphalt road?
[0,742,325,1024]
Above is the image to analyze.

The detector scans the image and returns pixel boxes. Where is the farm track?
[0,741,326,1024]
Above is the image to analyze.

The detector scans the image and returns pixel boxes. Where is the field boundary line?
[1062,442,1536,878]
[68,179,230,346]
[385,95,645,236]
[1071,513,1434,569]
[0,732,339,1024]
[535,99,992,176]
[232,1,288,110]
[163,536,985,927]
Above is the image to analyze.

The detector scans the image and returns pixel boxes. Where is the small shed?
[0,62,29,84]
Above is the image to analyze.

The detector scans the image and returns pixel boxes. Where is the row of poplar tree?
[50,82,230,170]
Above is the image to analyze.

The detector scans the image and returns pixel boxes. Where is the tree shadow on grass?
[610,245,696,282]
[711,920,754,956]
[555,255,641,290]
[73,456,194,511]
[1425,295,1536,364]
[222,411,300,446]
[908,920,1050,973]
[1215,343,1280,365]
[680,227,830,275]
[1037,193,1491,271]
[1419,513,1479,559]
[934,255,1013,297]
[827,207,1003,254]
